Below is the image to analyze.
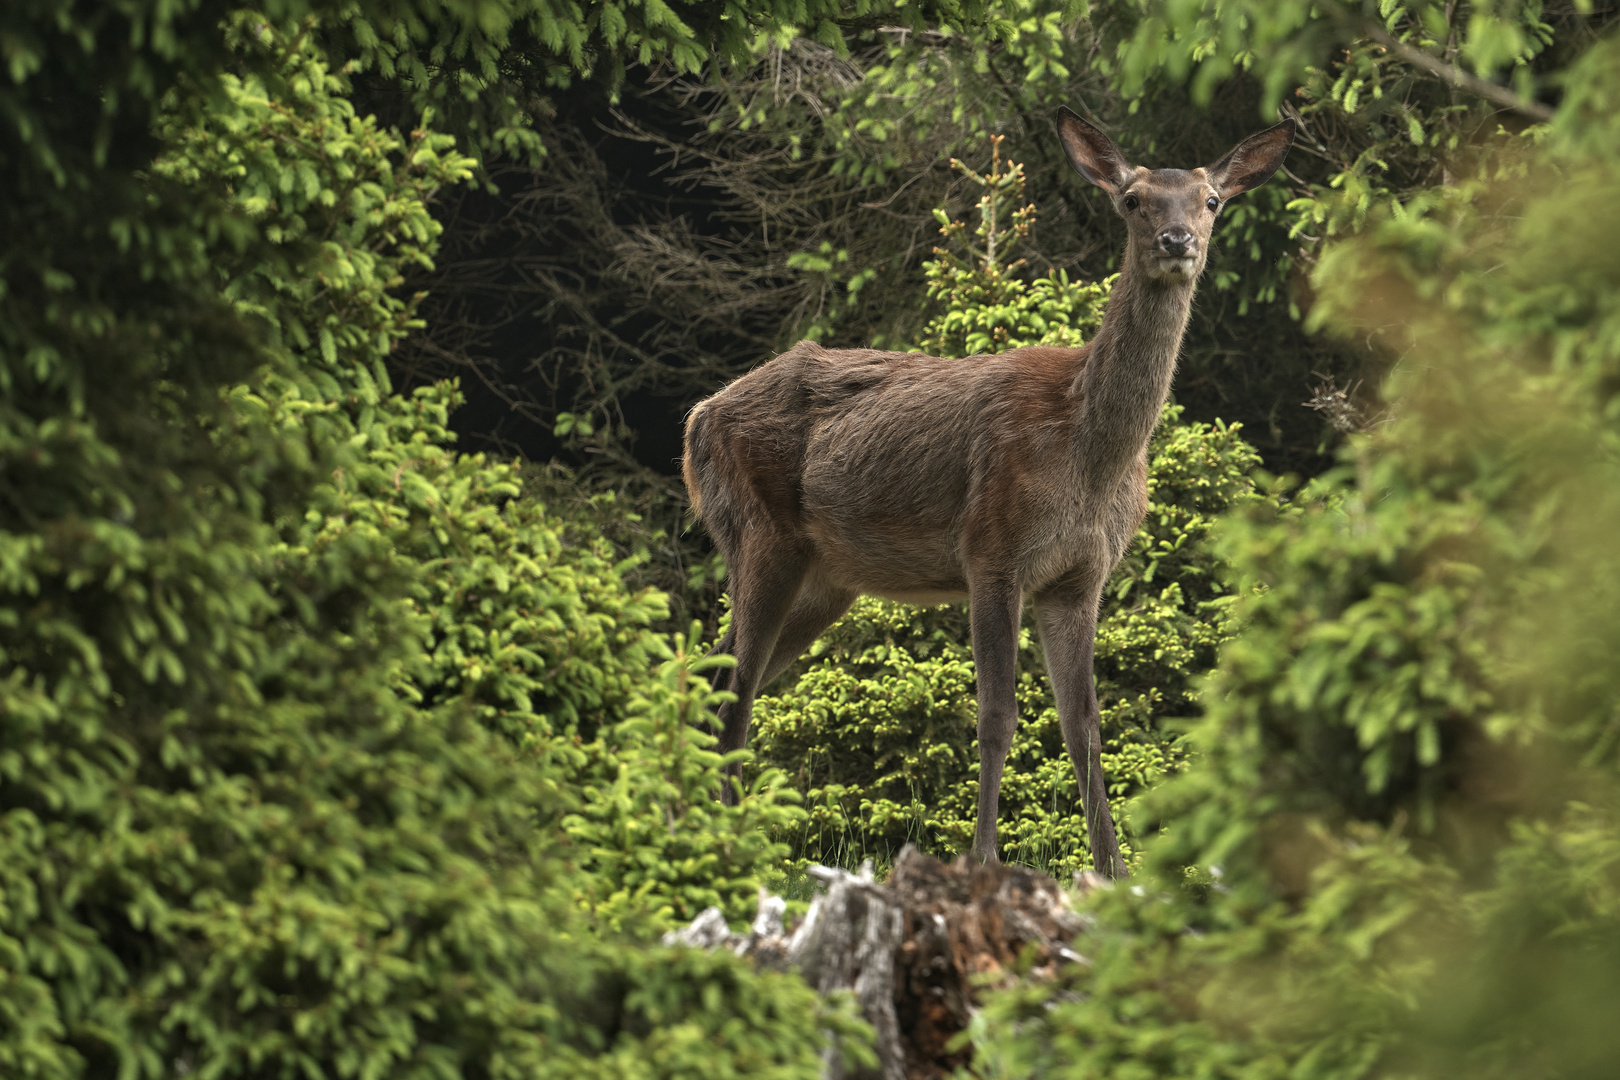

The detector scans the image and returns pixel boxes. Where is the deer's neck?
[1072,261,1194,483]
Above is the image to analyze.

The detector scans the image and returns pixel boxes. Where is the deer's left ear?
[1205,118,1297,200]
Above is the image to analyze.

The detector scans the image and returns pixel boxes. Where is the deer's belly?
[803,514,966,596]
[802,496,1138,597]
[869,586,972,605]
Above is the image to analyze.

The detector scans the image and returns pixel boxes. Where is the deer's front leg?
[969,578,1023,864]
[1034,579,1129,878]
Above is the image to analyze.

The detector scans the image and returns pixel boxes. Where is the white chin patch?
[1154,256,1199,278]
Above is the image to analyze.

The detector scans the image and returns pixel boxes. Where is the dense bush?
[970,36,1620,1080]
[749,151,1272,876]
[310,381,806,930]
[1,10,856,1077]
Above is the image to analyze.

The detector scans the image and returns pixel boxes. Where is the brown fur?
[683,108,1295,878]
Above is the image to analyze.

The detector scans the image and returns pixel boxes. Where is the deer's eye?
[1122,193,1139,212]
[1206,195,1220,212]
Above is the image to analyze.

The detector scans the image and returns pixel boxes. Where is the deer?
[681,107,1296,879]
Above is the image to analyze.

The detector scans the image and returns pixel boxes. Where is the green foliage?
[1112,0,1559,117]
[2,18,588,1074]
[303,381,806,932]
[519,460,731,636]
[578,946,875,1080]
[756,0,1311,323]
[751,160,1271,876]
[562,634,807,931]
[768,0,1088,189]
[916,136,1112,356]
[317,0,1021,161]
[1,10,858,1077]
[970,36,1620,1080]
[330,387,671,746]
[188,7,808,943]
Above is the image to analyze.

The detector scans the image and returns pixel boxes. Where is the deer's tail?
[681,400,712,521]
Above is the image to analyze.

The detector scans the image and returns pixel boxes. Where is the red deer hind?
[683,107,1295,878]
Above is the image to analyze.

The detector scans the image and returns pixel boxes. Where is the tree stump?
[663,845,1103,1079]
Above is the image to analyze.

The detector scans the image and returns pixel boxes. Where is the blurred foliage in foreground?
[971,35,1620,1080]
[749,149,1273,877]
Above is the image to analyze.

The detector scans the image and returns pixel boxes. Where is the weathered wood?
[663,846,1104,1079]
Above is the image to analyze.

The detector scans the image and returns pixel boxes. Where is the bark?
[663,845,1106,1079]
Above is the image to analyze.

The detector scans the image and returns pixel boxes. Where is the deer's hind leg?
[705,573,854,695]
[758,571,856,690]
[712,531,814,803]
[704,626,737,695]
[1034,571,1128,879]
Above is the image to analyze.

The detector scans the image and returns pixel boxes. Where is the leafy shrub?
[915,137,1111,357]
[561,635,807,930]
[750,151,1271,875]
[358,390,673,747]
[0,15,842,1077]
[317,382,806,931]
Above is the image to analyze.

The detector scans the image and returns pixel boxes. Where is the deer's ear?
[1206,118,1297,200]
[1056,107,1133,195]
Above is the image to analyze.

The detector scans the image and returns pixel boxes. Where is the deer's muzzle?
[1155,226,1195,256]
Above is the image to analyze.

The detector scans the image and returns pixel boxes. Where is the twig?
[1351,18,1553,122]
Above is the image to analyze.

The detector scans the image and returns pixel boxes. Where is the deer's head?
[1057,107,1296,285]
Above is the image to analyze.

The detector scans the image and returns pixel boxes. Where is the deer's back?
[686,341,1145,598]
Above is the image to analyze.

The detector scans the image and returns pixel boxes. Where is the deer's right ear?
[1056,107,1133,195]
[1206,118,1297,200]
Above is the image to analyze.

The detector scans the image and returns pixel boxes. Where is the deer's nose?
[1156,226,1195,256]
